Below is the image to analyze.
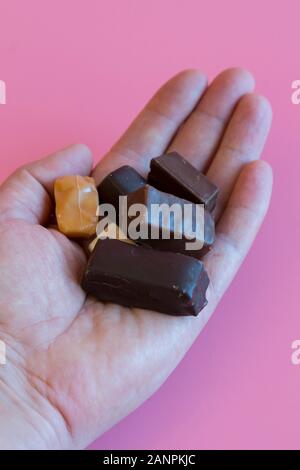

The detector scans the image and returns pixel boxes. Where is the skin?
[0,68,273,449]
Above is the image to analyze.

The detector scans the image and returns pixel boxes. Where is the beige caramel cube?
[54,175,99,238]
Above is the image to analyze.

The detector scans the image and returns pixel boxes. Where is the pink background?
[0,0,299,450]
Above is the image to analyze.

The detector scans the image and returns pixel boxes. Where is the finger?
[206,94,272,220]
[205,160,273,301]
[167,68,255,169]
[0,144,93,225]
[92,70,207,184]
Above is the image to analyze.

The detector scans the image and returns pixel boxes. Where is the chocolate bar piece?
[148,152,219,212]
[97,165,146,215]
[126,185,214,257]
[82,239,209,316]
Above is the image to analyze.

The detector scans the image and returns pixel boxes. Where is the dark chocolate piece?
[126,185,214,258]
[148,152,219,212]
[97,165,146,214]
[82,239,209,316]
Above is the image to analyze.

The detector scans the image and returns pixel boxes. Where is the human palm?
[0,69,272,449]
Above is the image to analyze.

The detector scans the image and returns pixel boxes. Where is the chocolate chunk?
[82,239,209,316]
[97,165,146,215]
[126,184,214,258]
[148,152,219,212]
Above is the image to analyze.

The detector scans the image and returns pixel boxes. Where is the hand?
[0,68,272,449]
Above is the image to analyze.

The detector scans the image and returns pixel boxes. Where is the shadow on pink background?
[0,0,299,450]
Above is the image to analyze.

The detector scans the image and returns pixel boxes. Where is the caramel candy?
[88,237,100,253]
[88,221,135,252]
[54,175,99,238]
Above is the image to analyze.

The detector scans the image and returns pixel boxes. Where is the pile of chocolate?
[54,152,219,316]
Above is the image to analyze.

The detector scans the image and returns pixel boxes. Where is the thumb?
[0,144,93,225]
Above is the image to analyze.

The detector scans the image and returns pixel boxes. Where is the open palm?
[0,69,272,449]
